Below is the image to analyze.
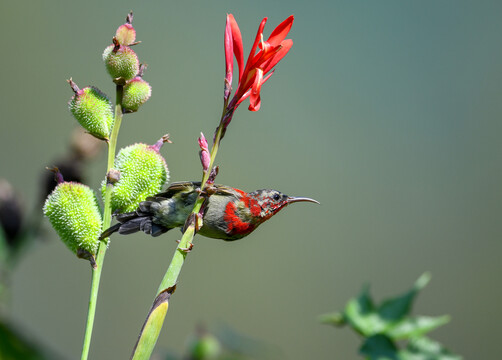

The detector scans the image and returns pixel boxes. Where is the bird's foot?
[176,239,194,253]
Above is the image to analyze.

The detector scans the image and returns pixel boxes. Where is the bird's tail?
[99,202,171,240]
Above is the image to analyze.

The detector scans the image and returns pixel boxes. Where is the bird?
[101,181,319,241]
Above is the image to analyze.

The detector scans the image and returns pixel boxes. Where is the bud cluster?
[67,12,152,143]
[46,13,163,265]
[102,14,152,112]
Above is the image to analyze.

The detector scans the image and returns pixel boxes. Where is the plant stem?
[131,109,228,360]
[81,85,124,360]
[156,113,224,294]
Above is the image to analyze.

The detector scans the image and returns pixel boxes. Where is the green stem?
[156,115,224,294]
[131,110,228,360]
[81,85,124,360]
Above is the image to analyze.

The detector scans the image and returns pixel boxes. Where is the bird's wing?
[147,181,201,200]
[209,184,239,197]
[148,181,238,200]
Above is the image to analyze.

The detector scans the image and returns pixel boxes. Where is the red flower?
[225,14,294,112]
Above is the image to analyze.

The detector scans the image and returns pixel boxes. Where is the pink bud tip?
[198,132,209,152]
[150,134,171,152]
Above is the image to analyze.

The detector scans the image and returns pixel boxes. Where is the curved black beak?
[286,196,320,205]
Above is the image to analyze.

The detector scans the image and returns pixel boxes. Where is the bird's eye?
[273,193,281,201]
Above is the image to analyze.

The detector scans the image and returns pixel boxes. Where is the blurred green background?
[1,0,501,359]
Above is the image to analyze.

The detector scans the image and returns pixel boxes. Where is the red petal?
[249,68,263,111]
[237,68,258,99]
[248,97,261,111]
[236,89,251,107]
[261,39,293,75]
[256,43,282,66]
[224,15,234,86]
[267,15,294,47]
[241,18,267,81]
[227,14,244,82]
[236,71,272,108]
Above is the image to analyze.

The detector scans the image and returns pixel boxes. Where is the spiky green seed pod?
[103,43,139,81]
[68,84,114,141]
[104,136,170,213]
[122,77,152,112]
[43,182,102,257]
[116,23,136,46]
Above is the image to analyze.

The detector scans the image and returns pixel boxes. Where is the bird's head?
[249,189,319,221]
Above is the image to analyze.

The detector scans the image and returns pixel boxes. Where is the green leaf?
[131,286,175,360]
[401,336,462,360]
[318,312,346,326]
[322,273,461,359]
[377,273,431,323]
[131,301,168,360]
[345,285,388,336]
[387,316,450,340]
[360,334,399,360]
[359,334,461,360]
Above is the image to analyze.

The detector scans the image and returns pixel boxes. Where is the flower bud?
[198,132,210,173]
[122,77,152,112]
[104,136,170,212]
[68,80,114,141]
[102,40,139,81]
[116,11,137,46]
[116,23,136,46]
[43,181,102,257]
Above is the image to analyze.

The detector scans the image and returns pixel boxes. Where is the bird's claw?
[176,239,194,253]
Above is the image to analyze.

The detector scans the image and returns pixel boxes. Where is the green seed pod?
[116,23,136,46]
[104,136,170,212]
[102,42,139,81]
[122,77,152,112]
[68,82,114,141]
[43,182,102,257]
